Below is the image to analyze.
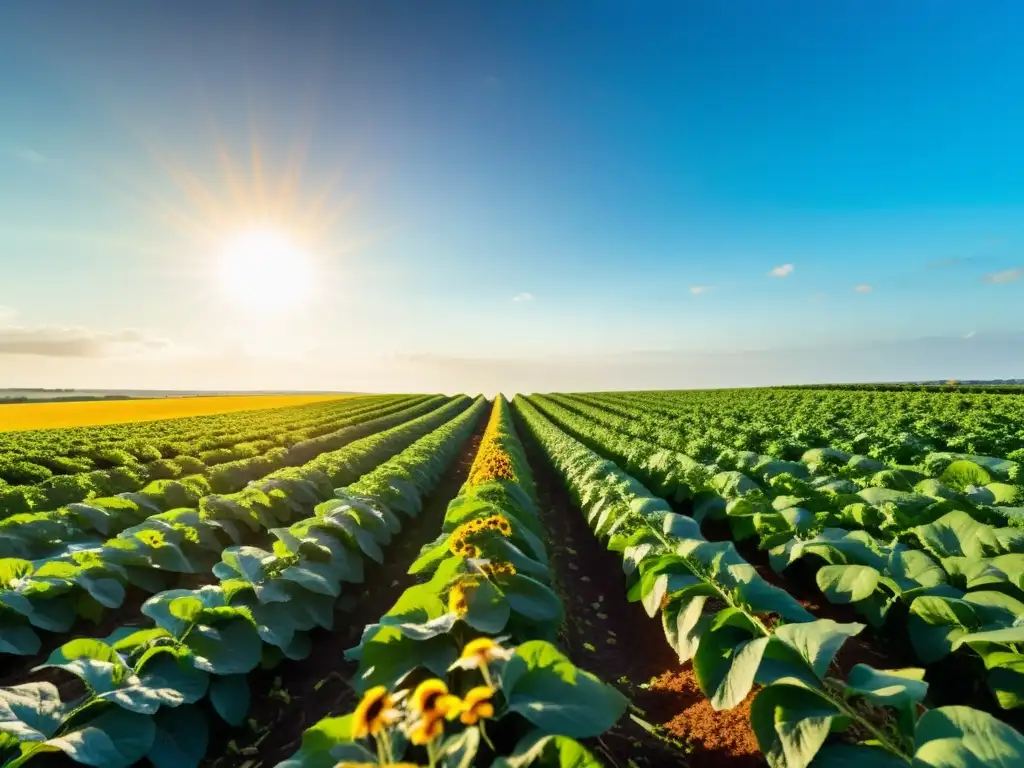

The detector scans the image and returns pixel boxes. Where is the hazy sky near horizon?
[1,1,1023,395]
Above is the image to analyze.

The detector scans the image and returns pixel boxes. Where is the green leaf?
[0,558,33,588]
[0,682,65,741]
[750,683,840,768]
[940,460,993,491]
[692,625,769,710]
[209,674,250,726]
[503,574,564,625]
[0,623,41,656]
[817,565,882,604]
[462,577,511,634]
[913,705,1024,767]
[149,705,209,768]
[355,626,458,694]
[47,708,156,767]
[185,617,262,675]
[490,730,602,768]
[662,592,713,662]
[276,713,377,768]
[767,620,864,681]
[843,664,928,711]
[501,640,628,738]
[104,655,209,714]
[813,744,908,767]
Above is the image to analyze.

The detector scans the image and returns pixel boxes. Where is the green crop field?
[1,388,1023,768]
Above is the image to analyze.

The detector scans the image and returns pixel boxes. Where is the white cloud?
[11,147,52,163]
[0,306,17,324]
[0,325,171,358]
[854,284,873,293]
[965,331,977,339]
[689,285,712,295]
[982,268,1023,284]
[512,292,534,303]
[769,263,794,278]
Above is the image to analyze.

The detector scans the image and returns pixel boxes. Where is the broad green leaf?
[490,730,602,768]
[750,683,840,768]
[816,565,881,603]
[501,640,628,738]
[209,674,250,726]
[46,708,156,767]
[354,626,457,694]
[185,618,262,675]
[0,623,40,656]
[102,655,209,714]
[149,705,208,768]
[693,625,769,710]
[461,577,511,634]
[843,664,928,711]
[769,620,864,680]
[813,744,909,767]
[913,705,1024,767]
[0,682,65,741]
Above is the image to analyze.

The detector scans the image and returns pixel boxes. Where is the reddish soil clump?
[651,666,762,766]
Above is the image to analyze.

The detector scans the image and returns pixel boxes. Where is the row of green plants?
[0,398,487,767]
[0,398,472,660]
[593,386,1024,465]
[529,393,1024,711]
[513,395,1024,768]
[0,396,450,561]
[566,393,1022,514]
[0,395,431,518]
[282,396,626,768]
[0,396,395,484]
[0,396,402,470]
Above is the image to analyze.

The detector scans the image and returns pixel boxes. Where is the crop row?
[524,397,1024,716]
[0,396,486,767]
[591,387,1024,463]
[0,395,429,517]
[525,392,1024,715]
[282,396,627,768]
[0,396,449,560]
[513,395,1024,767]
[0,397,470,661]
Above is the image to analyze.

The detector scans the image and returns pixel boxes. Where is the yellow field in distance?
[0,394,348,432]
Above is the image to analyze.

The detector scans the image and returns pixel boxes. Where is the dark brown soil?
[518,429,766,768]
[203,409,488,767]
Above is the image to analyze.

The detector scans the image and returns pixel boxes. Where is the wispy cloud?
[0,325,171,358]
[982,268,1023,284]
[512,292,534,303]
[965,331,977,339]
[0,306,17,324]
[10,147,53,163]
[769,263,794,278]
[854,284,873,293]
[689,285,712,295]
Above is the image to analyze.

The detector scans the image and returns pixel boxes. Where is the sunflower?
[450,636,514,672]
[407,714,445,746]
[410,679,461,721]
[459,686,495,725]
[481,561,516,578]
[447,578,479,616]
[351,685,400,739]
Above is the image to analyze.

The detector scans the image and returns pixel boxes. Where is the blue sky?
[1,1,1022,394]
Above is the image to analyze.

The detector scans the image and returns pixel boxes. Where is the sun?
[218,228,312,310]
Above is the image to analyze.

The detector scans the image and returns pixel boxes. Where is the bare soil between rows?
[514,421,766,768]
[203,407,488,767]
